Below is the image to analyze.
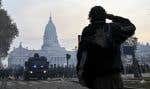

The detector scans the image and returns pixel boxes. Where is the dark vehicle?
[24,53,49,80]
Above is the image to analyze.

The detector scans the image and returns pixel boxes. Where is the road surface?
[0,78,87,89]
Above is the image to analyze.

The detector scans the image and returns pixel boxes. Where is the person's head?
[89,6,106,23]
[34,53,39,58]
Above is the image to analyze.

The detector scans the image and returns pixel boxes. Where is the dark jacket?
[77,16,135,78]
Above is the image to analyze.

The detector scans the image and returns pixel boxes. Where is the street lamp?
[66,54,71,68]
[122,37,142,78]
[131,37,142,78]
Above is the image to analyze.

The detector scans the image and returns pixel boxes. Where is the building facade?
[8,16,76,68]
[136,43,150,66]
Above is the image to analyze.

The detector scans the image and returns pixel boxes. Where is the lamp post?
[131,37,142,78]
[66,54,71,68]
[122,37,142,78]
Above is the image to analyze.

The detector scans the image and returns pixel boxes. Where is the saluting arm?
[107,14,136,37]
[106,14,136,44]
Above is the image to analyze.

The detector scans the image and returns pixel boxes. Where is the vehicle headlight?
[41,65,44,68]
[30,71,33,74]
[43,70,46,73]
[33,65,37,68]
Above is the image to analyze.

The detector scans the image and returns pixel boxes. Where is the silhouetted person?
[34,53,40,58]
[28,53,40,62]
[77,6,135,89]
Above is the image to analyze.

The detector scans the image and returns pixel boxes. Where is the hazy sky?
[2,0,150,51]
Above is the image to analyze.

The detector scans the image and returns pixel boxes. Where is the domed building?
[8,16,76,68]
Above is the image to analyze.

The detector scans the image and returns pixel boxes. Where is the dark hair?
[34,53,39,58]
[89,6,106,23]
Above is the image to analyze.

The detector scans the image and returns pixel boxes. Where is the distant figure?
[77,6,135,89]
[28,53,40,61]
[34,53,40,58]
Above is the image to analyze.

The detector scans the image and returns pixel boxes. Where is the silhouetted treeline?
[0,64,149,80]
[0,65,24,80]
[122,64,150,74]
[0,66,77,79]
[48,66,76,78]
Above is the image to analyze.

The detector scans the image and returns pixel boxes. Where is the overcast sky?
[2,0,150,51]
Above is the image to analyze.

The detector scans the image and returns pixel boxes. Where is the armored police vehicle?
[24,53,49,80]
